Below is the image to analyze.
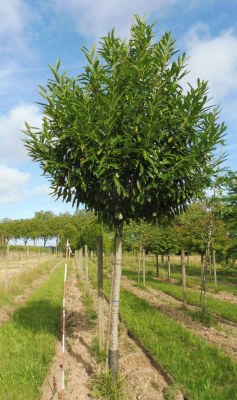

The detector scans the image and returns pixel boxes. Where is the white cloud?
[0,166,30,204]
[0,103,42,164]
[0,1,27,36]
[184,24,237,101]
[53,0,178,39]
[0,0,33,56]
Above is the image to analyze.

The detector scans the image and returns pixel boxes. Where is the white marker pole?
[61,262,67,400]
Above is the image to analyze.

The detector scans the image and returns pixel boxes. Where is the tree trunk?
[213,249,217,289]
[4,245,9,291]
[167,254,171,280]
[181,249,186,308]
[156,253,159,277]
[97,236,104,351]
[138,245,142,283]
[109,227,122,378]
[201,253,204,279]
[85,244,89,284]
[200,226,212,312]
[161,254,164,277]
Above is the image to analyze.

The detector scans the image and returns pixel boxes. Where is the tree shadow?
[66,310,97,337]
[12,299,62,336]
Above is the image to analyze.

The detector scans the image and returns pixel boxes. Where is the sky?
[0,0,237,221]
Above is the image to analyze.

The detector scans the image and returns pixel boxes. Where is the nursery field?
[89,253,237,399]
[1,250,237,400]
[0,249,55,285]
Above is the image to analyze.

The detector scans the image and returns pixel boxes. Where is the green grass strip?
[0,262,65,400]
[123,269,237,323]
[171,272,237,296]
[120,289,237,400]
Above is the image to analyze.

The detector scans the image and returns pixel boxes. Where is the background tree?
[78,223,103,251]
[24,16,226,377]
[34,211,55,247]
[220,171,237,263]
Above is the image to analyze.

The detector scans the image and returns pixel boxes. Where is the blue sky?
[0,0,237,221]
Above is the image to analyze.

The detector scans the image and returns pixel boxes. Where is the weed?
[188,309,217,327]
[81,290,97,327]
[91,370,125,400]
[91,336,107,364]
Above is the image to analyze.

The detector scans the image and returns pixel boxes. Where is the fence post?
[4,245,9,291]
[97,236,104,351]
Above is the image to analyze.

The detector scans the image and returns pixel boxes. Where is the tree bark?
[97,236,104,351]
[109,227,122,378]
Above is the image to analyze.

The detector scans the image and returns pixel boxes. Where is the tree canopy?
[24,16,226,230]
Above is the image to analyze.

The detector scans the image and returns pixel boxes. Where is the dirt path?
[121,276,237,362]
[0,258,63,324]
[40,263,180,400]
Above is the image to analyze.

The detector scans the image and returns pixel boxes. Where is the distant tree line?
[1,169,237,266]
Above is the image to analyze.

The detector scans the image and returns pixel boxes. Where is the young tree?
[24,16,226,376]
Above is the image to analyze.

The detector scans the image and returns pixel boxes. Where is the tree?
[176,201,230,310]
[220,171,237,263]
[24,16,226,377]
[34,211,55,247]
[79,223,103,251]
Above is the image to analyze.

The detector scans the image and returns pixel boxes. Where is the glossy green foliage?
[24,16,226,228]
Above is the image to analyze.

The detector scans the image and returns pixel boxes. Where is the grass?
[123,268,237,324]
[88,259,237,399]
[120,253,237,294]
[0,262,65,400]
[91,336,107,364]
[119,289,237,400]
[79,279,97,328]
[0,257,60,309]
[91,371,125,400]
